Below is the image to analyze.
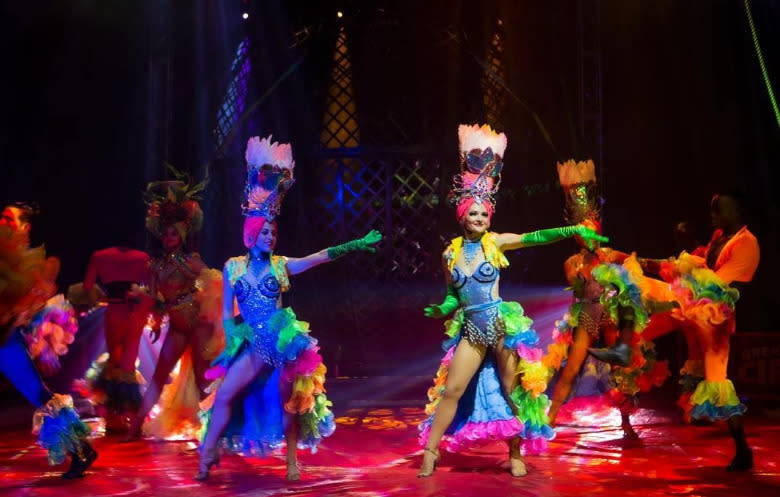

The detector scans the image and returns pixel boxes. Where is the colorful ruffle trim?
[210,411,335,457]
[661,252,739,327]
[206,307,334,454]
[74,356,143,414]
[422,301,554,453]
[32,394,89,465]
[590,262,648,332]
[543,306,577,373]
[609,339,670,398]
[689,379,746,420]
[25,295,78,372]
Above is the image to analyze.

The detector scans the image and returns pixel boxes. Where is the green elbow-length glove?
[327,229,382,259]
[519,225,609,251]
[423,284,459,318]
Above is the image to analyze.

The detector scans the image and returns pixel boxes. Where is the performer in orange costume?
[546,161,670,439]
[593,191,759,471]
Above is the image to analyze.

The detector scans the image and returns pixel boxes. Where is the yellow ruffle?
[690,379,741,407]
[444,233,509,273]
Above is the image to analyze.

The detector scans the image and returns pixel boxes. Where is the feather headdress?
[242,135,295,220]
[448,124,506,209]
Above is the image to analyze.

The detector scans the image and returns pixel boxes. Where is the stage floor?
[2,401,779,497]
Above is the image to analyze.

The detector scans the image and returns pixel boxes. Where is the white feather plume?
[458,124,507,157]
[245,135,295,173]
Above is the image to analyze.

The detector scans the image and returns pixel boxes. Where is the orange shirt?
[705,226,760,285]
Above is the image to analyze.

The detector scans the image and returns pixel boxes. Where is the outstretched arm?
[285,229,382,276]
[495,225,608,252]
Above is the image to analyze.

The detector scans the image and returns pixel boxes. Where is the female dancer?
[196,135,381,481]
[545,160,670,438]
[125,172,223,440]
[418,125,607,478]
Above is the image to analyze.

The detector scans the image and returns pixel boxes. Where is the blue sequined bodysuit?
[233,272,285,368]
[451,261,504,346]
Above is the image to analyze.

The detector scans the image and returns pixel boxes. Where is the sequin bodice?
[234,273,282,326]
[153,258,198,303]
[451,261,499,307]
[450,261,504,347]
[233,272,284,367]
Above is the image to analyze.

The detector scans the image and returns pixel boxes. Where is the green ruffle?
[500,301,534,338]
[273,308,310,352]
[509,387,552,439]
[591,264,649,332]
[212,319,254,367]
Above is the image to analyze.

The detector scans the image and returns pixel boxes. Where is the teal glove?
[327,229,382,259]
[423,284,459,318]
[519,225,609,250]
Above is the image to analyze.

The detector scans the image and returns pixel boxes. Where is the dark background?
[1,0,778,375]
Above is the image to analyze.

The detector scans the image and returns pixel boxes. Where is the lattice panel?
[312,153,442,322]
[481,19,508,132]
[321,27,359,148]
[214,37,251,153]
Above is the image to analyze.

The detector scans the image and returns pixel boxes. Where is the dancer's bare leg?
[279,378,300,481]
[124,328,189,440]
[548,327,592,425]
[195,352,265,479]
[495,336,526,477]
[190,321,217,397]
[418,339,486,477]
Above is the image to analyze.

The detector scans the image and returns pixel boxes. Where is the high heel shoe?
[194,448,220,481]
[417,447,439,478]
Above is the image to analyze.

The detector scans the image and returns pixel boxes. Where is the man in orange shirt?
[592,191,759,471]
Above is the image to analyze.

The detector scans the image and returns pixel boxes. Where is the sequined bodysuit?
[451,261,504,346]
[233,272,285,368]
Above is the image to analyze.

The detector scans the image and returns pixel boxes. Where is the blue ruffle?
[690,401,746,421]
[447,356,518,436]
[281,333,313,363]
[503,327,540,349]
[520,422,556,441]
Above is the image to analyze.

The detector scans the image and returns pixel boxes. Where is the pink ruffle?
[281,346,323,382]
[522,436,548,455]
[441,346,456,366]
[516,343,542,362]
[420,418,527,453]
